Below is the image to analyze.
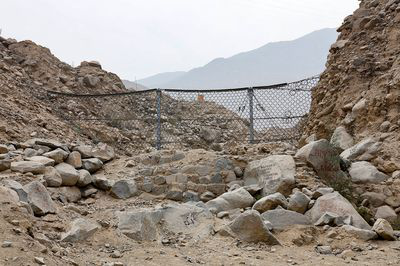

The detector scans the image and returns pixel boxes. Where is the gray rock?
[307,192,370,230]
[244,155,295,197]
[252,192,288,214]
[93,175,113,191]
[349,161,389,184]
[82,158,103,173]
[316,245,332,255]
[183,190,199,202]
[61,218,100,242]
[288,191,311,214]
[341,225,378,241]
[314,212,352,227]
[43,167,62,187]
[55,163,79,186]
[166,190,183,201]
[24,181,56,216]
[361,192,386,207]
[26,156,55,167]
[81,186,98,197]
[0,186,19,204]
[154,176,166,185]
[11,161,45,174]
[295,139,346,182]
[53,187,82,203]
[261,209,311,230]
[375,206,397,223]
[111,180,139,199]
[74,143,115,162]
[43,148,69,163]
[226,210,280,244]
[340,138,382,161]
[1,180,29,202]
[205,187,255,213]
[330,127,354,151]
[200,191,215,202]
[24,148,39,158]
[66,151,82,168]
[29,139,69,151]
[142,177,153,193]
[0,159,11,171]
[372,218,396,241]
[76,169,93,187]
[117,202,213,242]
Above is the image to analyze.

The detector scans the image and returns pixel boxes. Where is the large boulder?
[341,225,378,241]
[287,191,311,214]
[26,156,55,167]
[76,170,93,187]
[111,180,139,199]
[349,161,389,184]
[43,167,62,187]
[375,206,397,223]
[117,202,213,242]
[66,151,82,168]
[225,210,280,244]
[11,161,45,174]
[295,139,346,182]
[24,181,56,216]
[0,186,19,204]
[82,158,103,173]
[330,127,354,151]
[244,155,295,197]
[61,218,100,242]
[43,148,69,164]
[2,180,29,202]
[372,219,396,241]
[340,138,381,161]
[252,192,288,214]
[55,163,79,186]
[306,192,370,230]
[74,143,115,162]
[205,187,255,214]
[261,209,311,230]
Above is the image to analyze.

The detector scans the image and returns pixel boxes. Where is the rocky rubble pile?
[1,138,399,265]
[304,0,400,172]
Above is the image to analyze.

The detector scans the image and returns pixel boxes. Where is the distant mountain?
[122,80,149,91]
[137,71,186,89]
[138,28,338,89]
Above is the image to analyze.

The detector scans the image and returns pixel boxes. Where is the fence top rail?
[45,75,319,97]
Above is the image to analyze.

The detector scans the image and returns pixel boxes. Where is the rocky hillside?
[0,36,248,153]
[304,0,400,173]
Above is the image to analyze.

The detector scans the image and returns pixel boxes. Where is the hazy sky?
[1,0,359,80]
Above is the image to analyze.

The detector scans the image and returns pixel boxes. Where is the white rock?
[24,181,56,216]
[340,138,382,161]
[26,156,55,167]
[10,161,45,174]
[43,148,69,163]
[306,192,370,230]
[205,187,255,214]
[349,161,389,184]
[252,192,288,214]
[375,206,397,223]
[330,127,354,151]
[55,163,79,186]
[61,218,100,242]
[372,218,396,240]
[287,191,310,214]
[244,155,295,197]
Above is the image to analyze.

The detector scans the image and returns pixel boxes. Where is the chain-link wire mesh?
[46,76,319,152]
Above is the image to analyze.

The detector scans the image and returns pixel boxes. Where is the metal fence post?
[248,88,255,144]
[156,89,162,150]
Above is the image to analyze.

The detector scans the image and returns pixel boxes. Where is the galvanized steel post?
[248,88,255,144]
[156,89,162,150]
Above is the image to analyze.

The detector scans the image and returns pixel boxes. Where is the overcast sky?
[1,0,359,80]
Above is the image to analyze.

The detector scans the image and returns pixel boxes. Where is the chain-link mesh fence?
[46,76,319,152]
